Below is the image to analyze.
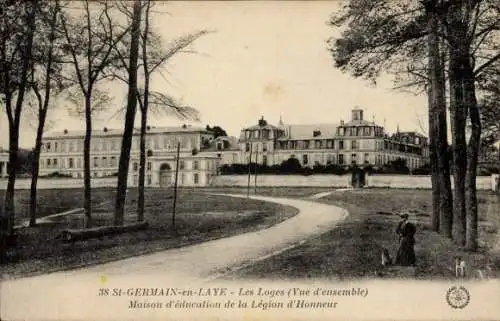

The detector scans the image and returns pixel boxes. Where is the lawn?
[0,188,115,225]
[0,188,298,279]
[229,188,500,280]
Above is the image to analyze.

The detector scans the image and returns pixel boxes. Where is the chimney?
[258,116,267,126]
[103,127,108,132]
[147,125,151,131]
[340,120,344,125]
[63,129,68,134]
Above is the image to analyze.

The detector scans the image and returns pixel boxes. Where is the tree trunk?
[29,110,47,227]
[426,4,441,232]
[449,46,468,246]
[3,2,36,235]
[83,93,93,228]
[464,61,480,251]
[435,17,453,238]
[137,108,147,222]
[114,0,142,226]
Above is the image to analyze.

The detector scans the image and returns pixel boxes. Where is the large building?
[237,108,429,170]
[39,125,224,187]
[37,107,429,187]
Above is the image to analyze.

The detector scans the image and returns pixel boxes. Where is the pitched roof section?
[283,123,339,140]
[45,125,209,139]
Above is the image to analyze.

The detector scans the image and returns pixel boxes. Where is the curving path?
[1,194,348,320]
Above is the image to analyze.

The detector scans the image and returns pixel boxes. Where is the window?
[46,142,51,151]
[302,154,308,165]
[263,143,267,152]
[364,153,370,164]
[217,142,223,150]
[47,159,51,167]
[111,156,116,167]
[351,140,358,150]
[55,142,59,152]
[77,172,82,179]
[180,160,185,170]
[338,140,344,150]
[262,155,267,166]
[133,162,138,171]
[262,130,269,138]
[102,157,107,167]
[338,154,344,165]
[351,153,357,164]
[194,173,199,184]
[93,157,98,167]
[69,158,74,168]
[147,174,152,186]
[253,131,259,138]
[245,143,250,152]
[193,160,199,170]
[233,153,238,163]
[147,162,152,171]
[133,175,138,185]
[53,158,58,166]
[93,172,98,178]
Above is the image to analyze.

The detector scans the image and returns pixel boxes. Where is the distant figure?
[395,213,416,266]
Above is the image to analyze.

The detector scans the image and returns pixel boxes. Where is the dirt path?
[1,194,348,320]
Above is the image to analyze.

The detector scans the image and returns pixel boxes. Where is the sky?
[0,1,429,149]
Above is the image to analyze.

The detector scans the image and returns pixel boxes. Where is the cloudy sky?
[0,1,428,149]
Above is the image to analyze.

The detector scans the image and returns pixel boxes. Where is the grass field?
[230,188,500,280]
[0,188,298,279]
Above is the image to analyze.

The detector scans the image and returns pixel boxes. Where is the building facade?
[36,107,429,187]
[39,125,222,187]
[238,108,429,170]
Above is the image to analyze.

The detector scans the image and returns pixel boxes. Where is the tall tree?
[60,1,129,228]
[328,0,500,249]
[1,0,37,236]
[28,0,66,227]
[114,0,142,226]
[108,0,204,222]
[328,0,454,235]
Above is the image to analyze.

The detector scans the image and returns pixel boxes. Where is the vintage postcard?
[1,0,499,320]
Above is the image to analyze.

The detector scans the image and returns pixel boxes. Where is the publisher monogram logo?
[446,286,470,309]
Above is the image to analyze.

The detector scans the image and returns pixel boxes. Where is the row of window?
[247,153,422,168]
[337,126,384,137]
[42,135,200,153]
[41,156,119,169]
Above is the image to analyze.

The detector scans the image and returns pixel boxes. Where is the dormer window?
[313,130,321,137]
[217,142,223,150]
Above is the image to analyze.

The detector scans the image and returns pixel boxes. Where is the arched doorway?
[159,163,172,187]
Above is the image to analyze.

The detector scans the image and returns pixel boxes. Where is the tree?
[1,0,37,238]
[328,0,500,250]
[114,0,142,226]
[327,0,454,235]
[206,125,228,138]
[28,0,67,227]
[108,1,205,223]
[60,1,130,228]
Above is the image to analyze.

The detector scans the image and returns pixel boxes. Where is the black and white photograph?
[0,1,499,320]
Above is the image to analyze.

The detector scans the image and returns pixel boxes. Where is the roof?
[45,125,209,139]
[242,123,280,131]
[202,136,240,151]
[283,123,339,140]
[341,119,379,127]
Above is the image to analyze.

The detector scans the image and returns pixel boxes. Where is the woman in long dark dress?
[395,213,416,266]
